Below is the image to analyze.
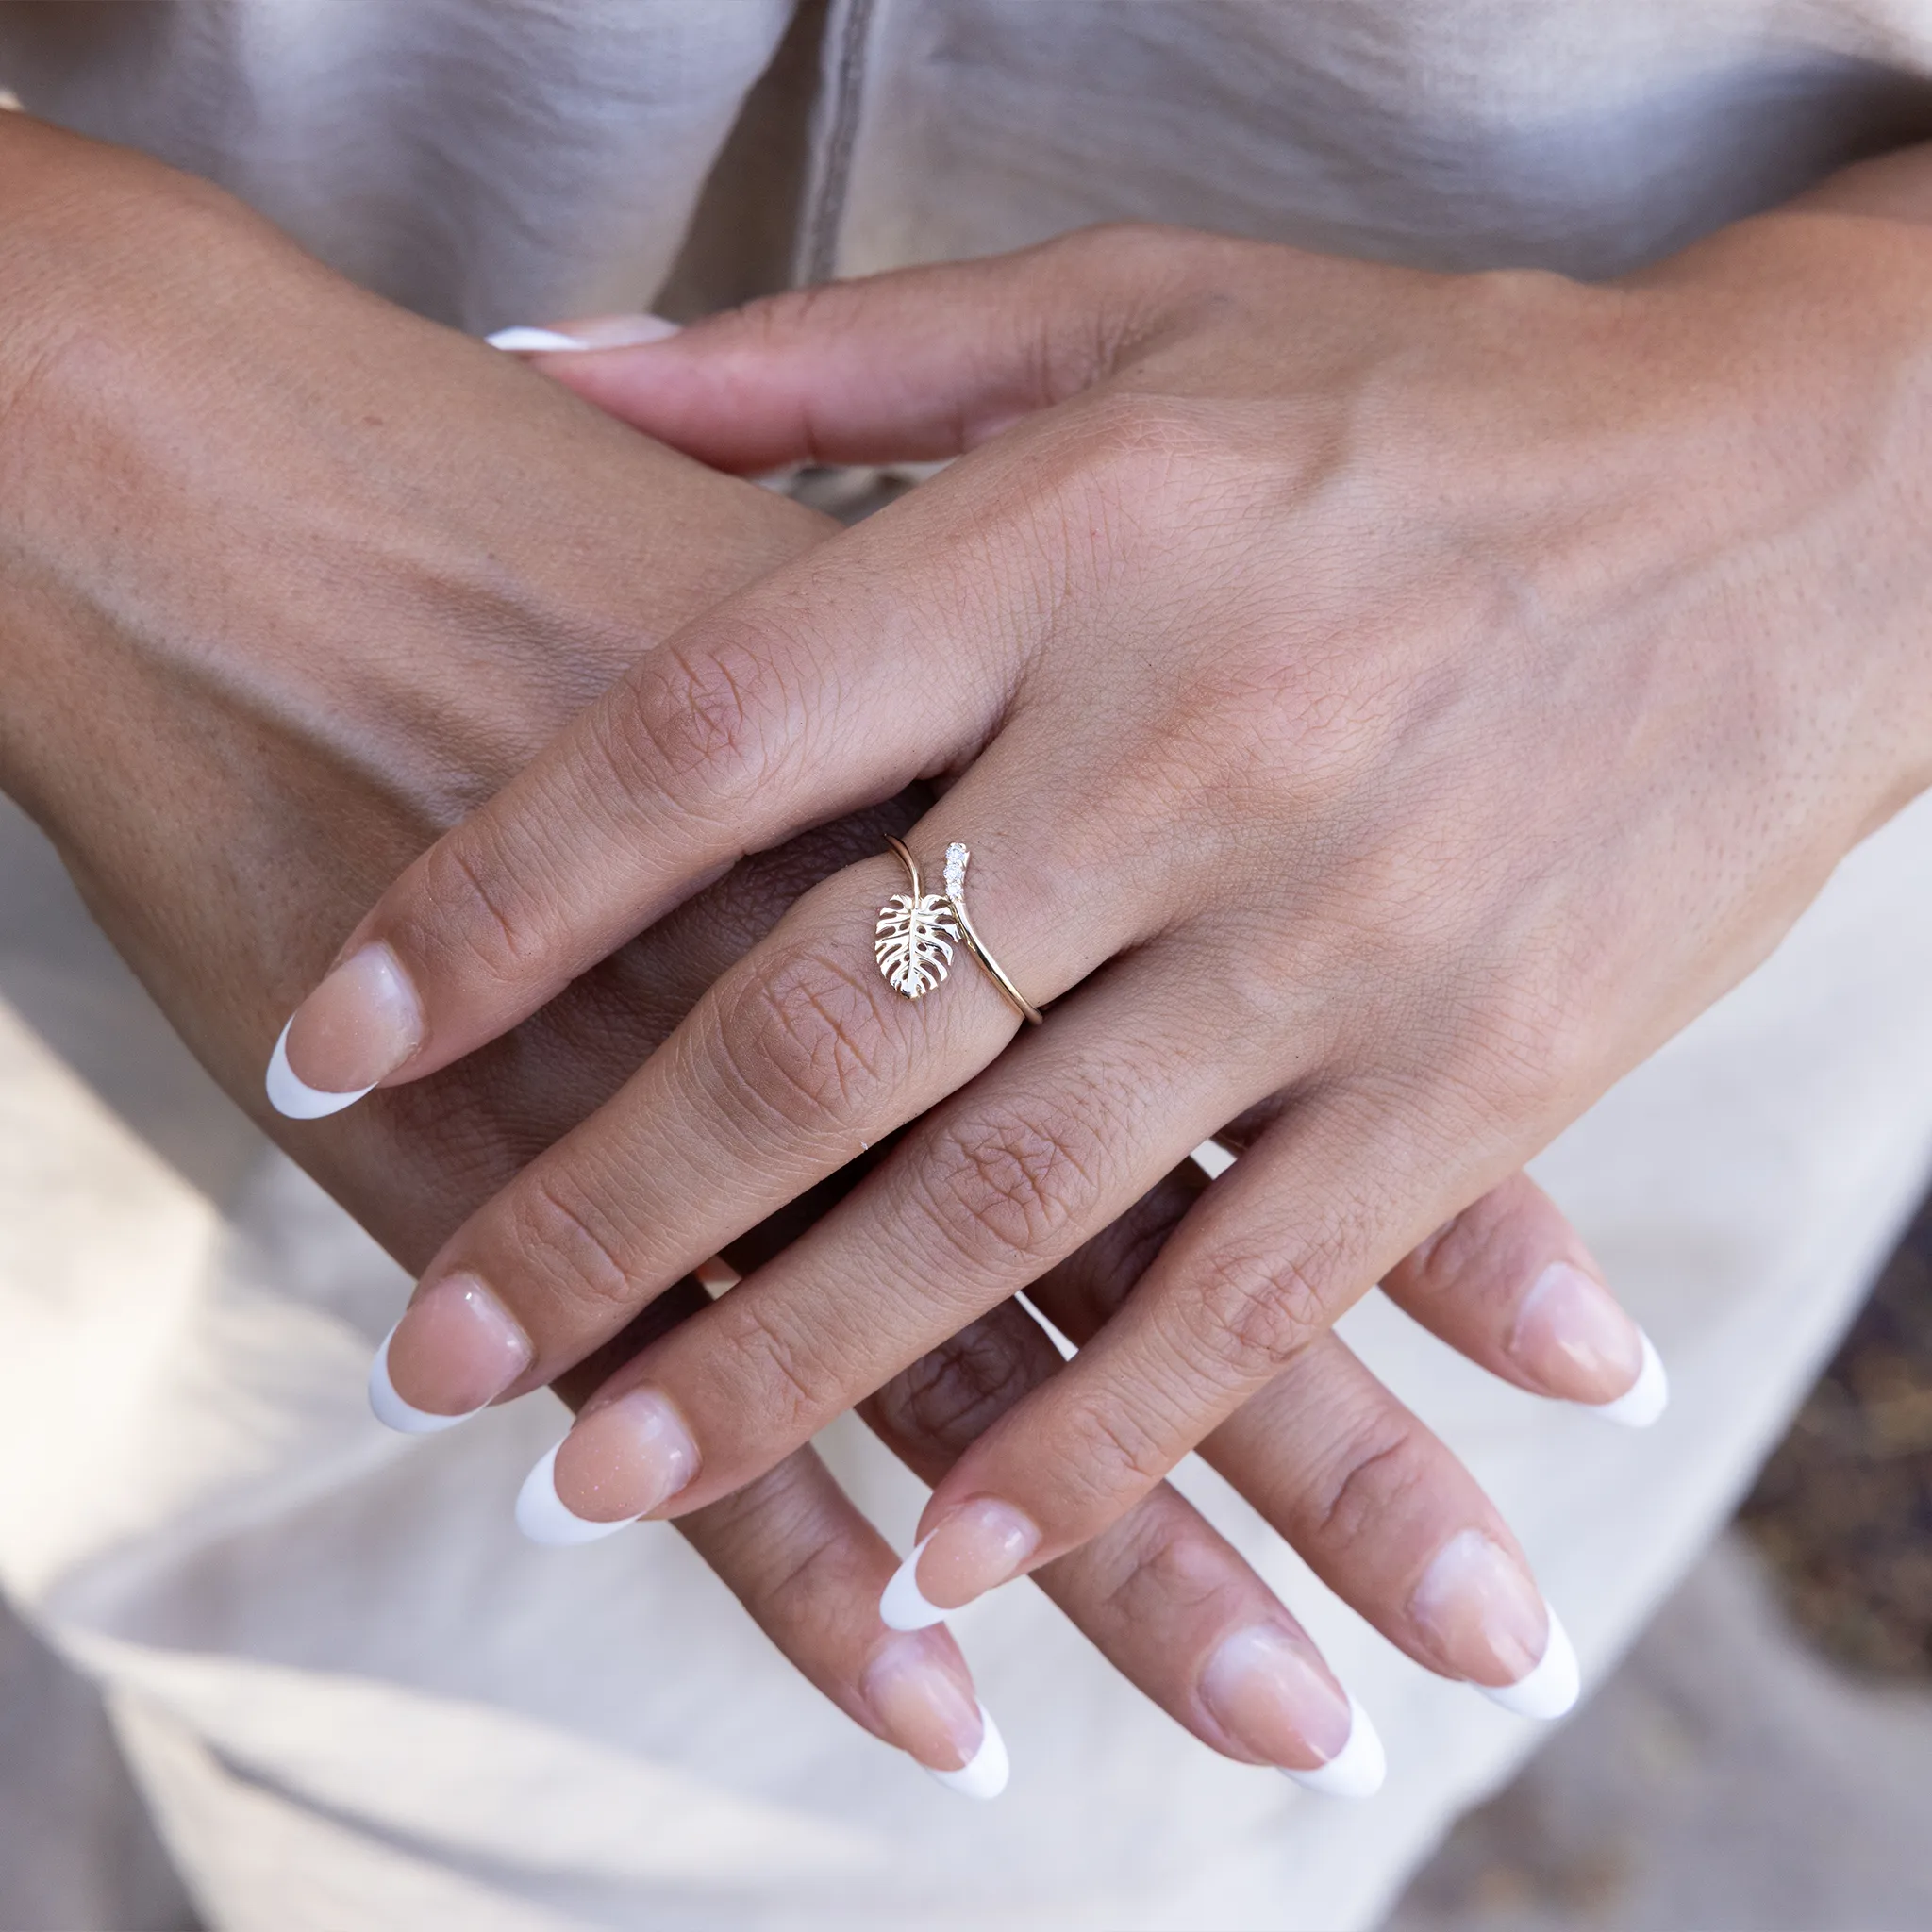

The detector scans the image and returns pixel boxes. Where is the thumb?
[494,225,1196,473]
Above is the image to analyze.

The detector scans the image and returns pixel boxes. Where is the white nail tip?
[1591,1330,1669,1429]
[514,1442,638,1546]
[927,1702,1008,1800]
[879,1534,946,1631]
[367,1325,475,1435]
[484,325,591,352]
[265,1019,375,1120]
[1480,1605,1580,1721]
[1282,1693,1387,1799]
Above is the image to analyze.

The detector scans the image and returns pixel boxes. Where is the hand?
[266,169,1899,1670]
[0,113,1624,1791]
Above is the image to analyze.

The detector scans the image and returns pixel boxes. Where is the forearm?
[0,103,841,1263]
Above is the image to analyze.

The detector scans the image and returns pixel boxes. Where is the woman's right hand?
[0,108,1638,1797]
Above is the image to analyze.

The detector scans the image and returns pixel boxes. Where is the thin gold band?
[880,836,1043,1025]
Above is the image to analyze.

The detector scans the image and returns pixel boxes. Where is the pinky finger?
[1379,1171,1669,1428]
[544,1285,1007,1799]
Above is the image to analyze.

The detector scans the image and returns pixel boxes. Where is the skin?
[0,110,1640,1784]
[292,146,1932,1625]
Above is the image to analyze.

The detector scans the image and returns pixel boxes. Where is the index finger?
[264,504,1013,1117]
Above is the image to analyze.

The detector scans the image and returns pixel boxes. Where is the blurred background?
[1,1189,1925,1932]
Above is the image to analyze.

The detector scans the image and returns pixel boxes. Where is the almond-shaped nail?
[516,1388,698,1546]
[486,314,681,353]
[370,1274,532,1433]
[1199,1624,1383,1797]
[879,1501,1040,1629]
[861,1641,1008,1799]
[268,942,422,1119]
[1509,1262,1666,1428]
[1409,1528,1579,1720]
[1591,1329,1669,1429]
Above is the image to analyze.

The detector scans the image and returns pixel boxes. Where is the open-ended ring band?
[874,836,1044,1025]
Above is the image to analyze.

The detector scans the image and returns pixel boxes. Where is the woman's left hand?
[272,190,1932,1621]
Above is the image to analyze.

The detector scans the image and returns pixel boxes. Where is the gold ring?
[874,837,1044,1025]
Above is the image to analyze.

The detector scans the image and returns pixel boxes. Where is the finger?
[1037,1156,1666,1428]
[863,1086,1513,1621]
[508,954,1278,1535]
[265,478,1017,1115]
[366,750,1191,1431]
[1033,1168,1599,1717]
[498,226,1219,472]
[1036,1204,1579,1714]
[863,1300,1384,1794]
[1380,1171,1667,1426]
[673,1452,1008,1799]
[539,1286,1008,1800]
[1201,1332,1579,1718]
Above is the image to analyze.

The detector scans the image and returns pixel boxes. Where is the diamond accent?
[943,842,969,900]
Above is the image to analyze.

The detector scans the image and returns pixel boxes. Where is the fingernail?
[1509,1262,1651,1410]
[485,325,591,351]
[879,1501,1041,1629]
[268,943,422,1119]
[928,1701,1008,1800]
[861,1641,1008,1799]
[1482,1603,1580,1720]
[486,314,681,353]
[370,1274,531,1433]
[1591,1329,1669,1429]
[1409,1528,1579,1719]
[516,1389,698,1546]
[1199,1625,1383,1797]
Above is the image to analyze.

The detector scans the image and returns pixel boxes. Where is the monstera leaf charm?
[875,890,960,998]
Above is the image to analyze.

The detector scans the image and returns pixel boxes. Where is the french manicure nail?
[1480,1604,1580,1720]
[1591,1329,1669,1429]
[1287,1694,1388,1798]
[516,1443,628,1545]
[486,314,682,354]
[879,1501,1041,1629]
[370,1274,531,1433]
[927,1701,1008,1799]
[1508,1262,1655,1413]
[485,325,591,351]
[1409,1527,1579,1719]
[861,1642,1008,1799]
[1199,1625,1382,1797]
[268,943,422,1119]
[516,1388,698,1546]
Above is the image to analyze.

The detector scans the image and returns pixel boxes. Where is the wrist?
[1636,206,1932,831]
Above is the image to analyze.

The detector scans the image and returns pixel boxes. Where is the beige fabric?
[2,6,1932,1927]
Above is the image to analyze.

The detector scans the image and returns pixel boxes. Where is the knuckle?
[708,1291,839,1441]
[918,1101,1108,1276]
[1174,1237,1345,1387]
[400,823,558,988]
[1306,1422,1434,1561]
[594,632,785,819]
[869,1313,1039,1457]
[708,945,907,1141]
[1091,1494,1238,1626]
[505,1164,642,1316]
[1052,1387,1175,1506]
[1067,389,1217,501]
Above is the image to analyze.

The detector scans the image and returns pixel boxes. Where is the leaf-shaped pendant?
[875,891,960,999]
